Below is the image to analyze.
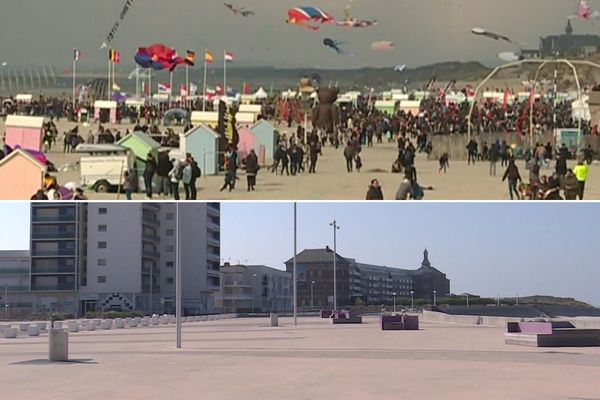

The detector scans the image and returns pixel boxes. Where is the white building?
[11,202,221,316]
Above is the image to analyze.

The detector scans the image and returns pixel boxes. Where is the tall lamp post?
[410,290,414,310]
[311,281,315,308]
[175,203,182,349]
[293,203,297,326]
[433,290,437,307]
[392,292,397,313]
[466,293,469,307]
[329,220,340,313]
[252,273,257,313]
[516,292,519,306]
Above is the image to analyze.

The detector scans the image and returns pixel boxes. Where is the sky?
[0,0,594,70]
[1,201,599,305]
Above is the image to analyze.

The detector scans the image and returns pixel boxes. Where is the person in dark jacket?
[188,154,201,200]
[366,179,384,200]
[308,141,321,173]
[502,159,522,200]
[344,142,354,172]
[489,141,500,176]
[245,149,259,191]
[156,151,172,196]
[143,153,157,198]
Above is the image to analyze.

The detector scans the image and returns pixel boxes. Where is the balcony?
[31,231,77,240]
[142,250,160,258]
[223,282,251,288]
[31,283,76,291]
[207,253,220,262]
[142,233,161,242]
[207,237,220,246]
[31,215,76,223]
[0,267,29,275]
[207,222,220,231]
[31,265,76,274]
[3,285,29,291]
[220,294,252,300]
[31,250,76,257]
[142,215,160,225]
[207,269,220,277]
[207,284,221,292]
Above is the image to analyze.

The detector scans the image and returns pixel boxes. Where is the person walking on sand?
[573,158,589,200]
[245,149,260,191]
[438,153,449,174]
[366,179,384,200]
[502,158,522,200]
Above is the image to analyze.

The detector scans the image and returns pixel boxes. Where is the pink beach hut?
[4,115,45,151]
[236,126,256,160]
[0,149,46,200]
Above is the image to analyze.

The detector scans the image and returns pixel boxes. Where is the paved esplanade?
[2,317,600,399]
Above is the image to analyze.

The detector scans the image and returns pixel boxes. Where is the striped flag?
[225,51,235,63]
[109,49,120,64]
[158,83,172,94]
[185,50,196,66]
[73,48,81,61]
[205,50,214,64]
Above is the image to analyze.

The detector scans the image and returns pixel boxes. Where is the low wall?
[422,310,600,328]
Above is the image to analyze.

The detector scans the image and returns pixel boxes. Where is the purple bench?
[506,321,600,347]
[331,311,362,324]
[380,315,419,331]
[320,309,333,318]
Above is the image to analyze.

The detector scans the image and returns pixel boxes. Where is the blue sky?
[1,202,599,305]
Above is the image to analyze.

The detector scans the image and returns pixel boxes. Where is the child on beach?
[439,153,449,174]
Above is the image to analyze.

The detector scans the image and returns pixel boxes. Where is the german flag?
[108,49,120,64]
[185,50,196,66]
[205,50,214,64]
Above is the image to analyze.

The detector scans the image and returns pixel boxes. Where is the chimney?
[325,246,331,252]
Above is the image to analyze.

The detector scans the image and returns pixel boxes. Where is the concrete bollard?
[134,317,142,324]
[86,322,96,332]
[100,320,112,330]
[93,319,102,327]
[67,322,79,333]
[150,317,159,326]
[27,326,40,336]
[270,313,279,327]
[48,329,68,361]
[0,324,8,333]
[114,319,125,329]
[159,316,168,325]
[36,322,47,331]
[128,319,138,328]
[53,321,63,329]
[200,316,208,321]
[168,315,176,324]
[19,323,30,332]
[141,318,150,327]
[2,327,18,338]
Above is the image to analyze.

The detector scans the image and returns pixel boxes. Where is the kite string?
[103,0,135,47]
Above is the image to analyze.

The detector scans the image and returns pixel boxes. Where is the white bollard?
[27,326,40,336]
[270,313,279,327]
[86,322,96,332]
[2,327,18,338]
[134,317,142,324]
[48,329,68,361]
[36,322,47,331]
[128,319,138,328]
[0,324,8,333]
[19,323,30,332]
[53,321,63,329]
[150,317,159,326]
[159,316,168,325]
[100,320,112,330]
[141,318,150,327]
[67,322,79,333]
[114,319,125,329]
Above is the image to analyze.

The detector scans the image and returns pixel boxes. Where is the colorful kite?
[287,7,335,30]
[134,44,187,72]
[471,27,516,45]
[569,1,600,20]
[224,3,255,17]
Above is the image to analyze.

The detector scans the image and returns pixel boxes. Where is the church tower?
[566,19,573,36]
[421,248,431,269]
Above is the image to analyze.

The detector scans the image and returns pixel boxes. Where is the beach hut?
[0,149,46,200]
[190,111,219,127]
[94,100,117,124]
[250,119,277,165]
[236,126,257,161]
[180,125,220,176]
[238,104,262,121]
[117,131,160,176]
[399,100,421,116]
[4,115,45,151]
[235,112,256,127]
[374,100,398,115]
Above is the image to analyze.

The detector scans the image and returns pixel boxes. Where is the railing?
[31,250,76,257]
[207,222,220,231]
[31,284,76,291]
[220,294,252,300]
[31,215,76,223]
[31,232,76,239]
[142,233,161,242]
[0,268,29,274]
[1,285,29,291]
[31,266,76,274]
[142,250,160,258]
[207,237,220,246]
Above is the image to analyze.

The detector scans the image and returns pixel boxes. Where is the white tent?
[254,87,268,100]
[572,95,591,121]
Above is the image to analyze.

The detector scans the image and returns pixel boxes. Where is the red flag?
[242,82,251,95]
[503,87,510,110]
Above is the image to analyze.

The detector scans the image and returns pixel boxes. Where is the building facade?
[217,263,292,313]
[0,250,31,317]
[285,248,450,308]
[1,202,221,317]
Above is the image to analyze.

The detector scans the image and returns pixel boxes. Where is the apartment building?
[0,250,30,315]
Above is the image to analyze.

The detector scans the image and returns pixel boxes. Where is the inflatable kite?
[569,1,600,20]
[287,7,335,30]
[371,41,395,51]
[323,38,345,54]
[471,27,515,45]
[336,4,377,28]
[312,87,340,134]
[134,44,189,72]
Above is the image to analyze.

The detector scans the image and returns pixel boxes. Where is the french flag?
[225,51,235,63]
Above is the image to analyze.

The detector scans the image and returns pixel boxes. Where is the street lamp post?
[293,203,297,326]
[252,273,257,313]
[466,293,469,307]
[311,281,315,308]
[4,285,8,319]
[410,290,414,310]
[329,220,340,313]
[433,290,437,307]
[175,203,182,349]
[392,292,397,313]
[497,292,500,307]
[516,292,519,305]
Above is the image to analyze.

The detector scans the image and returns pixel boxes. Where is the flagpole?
[135,65,139,98]
[107,53,111,100]
[148,68,152,99]
[72,53,76,107]
[112,60,115,93]
[223,49,227,98]
[202,49,208,111]
[185,65,189,108]
[169,70,174,105]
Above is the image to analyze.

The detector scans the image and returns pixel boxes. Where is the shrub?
[85,311,144,319]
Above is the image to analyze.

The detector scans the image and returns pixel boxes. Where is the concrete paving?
[2,316,600,399]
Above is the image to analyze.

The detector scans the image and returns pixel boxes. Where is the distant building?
[540,20,600,58]
[285,248,450,308]
[217,263,292,313]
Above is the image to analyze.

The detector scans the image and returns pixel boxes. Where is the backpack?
[191,162,201,179]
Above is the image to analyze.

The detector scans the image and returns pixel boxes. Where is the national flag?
[465,84,475,97]
[189,83,198,95]
[206,87,216,95]
[180,85,188,97]
[425,76,437,91]
[109,49,120,64]
[225,51,235,62]
[73,48,81,61]
[503,87,511,110]
[185,50,196,66]
[158,83,172,94]
[205,50,214,64]
[142,82,149,95]
[216,84,223,95]
[242,82,252,95]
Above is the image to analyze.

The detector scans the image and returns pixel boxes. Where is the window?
[166,245,174,252]
[166,277,174,284]
[98,241,107,249]
[98,208,107,215]
[166,229,174,236]
[97,259,107,266]
[166,213,174,220]
[166,261,174,268]
[98,225,107,232]
[97,276,107,283]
